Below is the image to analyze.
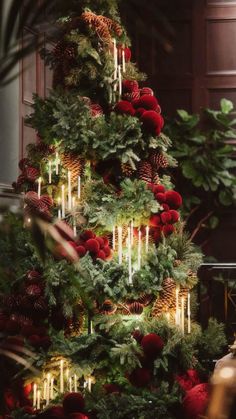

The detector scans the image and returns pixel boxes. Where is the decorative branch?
[190,211,214,241]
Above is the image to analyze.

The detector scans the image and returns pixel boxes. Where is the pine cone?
[137,161,153,183]
[24,191,39,209]
[121,163,136,177]
[33,297,48,314]
[137,293,154,307]
[128,302,144,315]
[149,151,168,170]
[152,170,160,185]
[19,158,30,171]
[25,284,42,300]
[61,152,85,182]
[24,167,39,183]
[40,195,53,208]
[100,300,117,315]
[152,277,176,317]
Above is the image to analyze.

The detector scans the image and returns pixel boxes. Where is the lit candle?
[113,39,118,91]
[60,359,64,393]
[43,378,47,399]
[137,230,142,270]
[166,312,170,323]
[69,377,72,392]
[72,196,76,209]
[122,48,126,73]
[49,161,52,184]
[73,223,77,237]
[36,389,41,410]
[175,286,179,326]
[66,368,70,390]
[187,292,191,334]
[55,152,60,175]
[33,383,37,408]
[58,197,61,219]
[78,176,81,199]
[61,185,65,218]
[145,226,149,253]
[127,226,132,284]
[37,177,42,198]
[181,297,185,334]
[74,374,77,392]
[118,65,122,97]
[68,171,72,211]
[46,373,51,405]
[118,226,123,264]
[112,225,116,250]
[88,377,92,392]
[131,220,134,246]
[50,377,54,400]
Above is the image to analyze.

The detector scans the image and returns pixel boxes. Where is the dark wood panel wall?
[125,0,236,115]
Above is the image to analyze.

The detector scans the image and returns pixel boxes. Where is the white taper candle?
[118,226,122,264]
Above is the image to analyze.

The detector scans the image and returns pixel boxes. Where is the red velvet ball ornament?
[114,100,135,116]
[63,392,85,414]
[123,91,140,102]
[141,111,164,136]
[26,270,41,284]
[151,226,162,242]
[160,211,172,224]
[76,245,87,257]
[155,192,166,203]
[162,203,170,211]
[69,414,89,419]
[132,329,144,343]
[149,214,161,227]
[97,250,106,260]
[183,383,209,419]
[122,80,139,93]
[135,107,146,118]
[5,319,21,334]
[165,190,182,209]
[96,237,104,247]
[21,325,37,337]
[39,336,52,350]
[129,367,152,388]
[28,334,41,348]
[80,230,95,241]
[152,184,165,194]
[103,246,111,258]
[85,239,100,254]
[169,209,180,223]
[141,333,164,359]
[103,383,121,394]
[124,47,132,62]
[102,236,109,247]
[140,87,154,97]
[133,95,159,111]
[163,224,175,237]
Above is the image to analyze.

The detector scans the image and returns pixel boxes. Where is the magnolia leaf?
[220,98,234,114]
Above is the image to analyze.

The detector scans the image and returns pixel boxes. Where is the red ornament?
[141,111,164,136]
[123,91,140,102]
[122,80,139,93]
[76,245,87,257]
[114,100,135,116]
[103,246,111,258]
[96,250,106,260]
[85,239,100,254]
[140,87,154,96]
[24,166,40,183]
[169,209,180,223]
[103,383,121,394]
[165,190,182,209]
[26,270,41,283]
[149,214,161,227]
[80,230,95,241]
[160,211,172,224]
[141,333,164,359]
[124,47,131,62]
[155,192,166,203]
[5,319,21,334]
[152,184,165,194]
[129,367,152,388]
[183,383,209,419]
[63,392,85,414]
[135,107,146,118]
[133,95,159,111]
[132,329,144,343]
[25,284,42,299]
[96,237,104,247]
[162,203,170,211]
[151,226,162,243]
[102,236,109,246]
[162,224,175,237]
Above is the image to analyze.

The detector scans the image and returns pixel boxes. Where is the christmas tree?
[0,1,227,418]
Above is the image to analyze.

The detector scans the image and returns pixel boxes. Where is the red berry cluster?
[114,80,164,136]
[129,332,164,388]
[0,271,51,350]
[68,230,112,262]
[148,184,182,242]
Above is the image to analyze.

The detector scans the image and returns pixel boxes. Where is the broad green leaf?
[219,190,233,206]
[221,98,234,114]
[209,216,219,229]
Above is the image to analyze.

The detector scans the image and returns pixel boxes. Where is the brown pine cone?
[121,163,136,177]
[40,195,54,208]
[61,152,85,182]
[149,151,168,170]
[24,167,39,183]
[128,302,144,315]
[25,284,42,300]
[100,299,117,315]
[19,158,30,171]
[152,277,176,317]
[137,161,153,183]
[137,293,154,307]
[123,91,140,102]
